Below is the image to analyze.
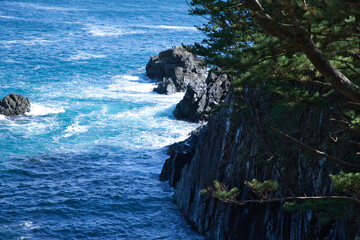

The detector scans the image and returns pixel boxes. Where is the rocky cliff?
[146,46,207,94]
[173,70,230,122]
[161,90,359,239]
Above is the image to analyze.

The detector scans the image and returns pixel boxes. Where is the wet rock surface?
[0,93,30,116]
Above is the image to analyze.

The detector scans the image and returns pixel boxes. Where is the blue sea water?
[0,0,205,239]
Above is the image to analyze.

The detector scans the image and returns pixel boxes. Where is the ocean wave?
[3,59,20,63]
[68,51,107,61]
[3,2,88,11]
[85,24,124,37]
[28,103,65,116]
[107,75,154,93]
[84,24,146,37]
[21,220,40,230]
[63,122,88,138]
[0,15,22,20]
[154,25,197,31]
[1,39,53,46]
[137,25,197,31]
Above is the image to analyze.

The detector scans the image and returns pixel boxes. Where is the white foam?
[28,103,65,116]
[84,24,146,37]
[107,75,154,93]
[2,39,52,46]
[69,51,107,61]
[155,25,197,31]
[4,59,20,63]
[4,2,87,11]
[0,15,21,20]
[139,25,197,31]
[20,220,40,230]
[85,24,123,37]
[0,115,6,120]
[63,123,88,138]
[122,75,140,81]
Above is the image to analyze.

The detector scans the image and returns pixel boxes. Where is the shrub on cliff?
[188,0,360,225]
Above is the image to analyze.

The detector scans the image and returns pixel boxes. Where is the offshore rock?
[0,93,30,116]
[146,46,207,94]
[173,69,230,122]
[161,90,355,239]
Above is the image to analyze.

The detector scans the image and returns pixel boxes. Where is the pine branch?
[219,195,360,205]
[269,126,360,171]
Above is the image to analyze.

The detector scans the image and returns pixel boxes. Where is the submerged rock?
[173,69,230,122]
[146,46,207,94]
[0,93,31,116]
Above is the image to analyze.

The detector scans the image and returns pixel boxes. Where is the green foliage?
[244,178,279,198]
[330,171,360,198]
[192,0,360,227]
[283,199,352,225]
[201,180,240,202]
[187,0,360,110]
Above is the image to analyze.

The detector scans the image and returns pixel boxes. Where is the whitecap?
[2,39,52,46]
[28,103,65,116]
[140,25,197,31]
[3,59,20,63]
[85,24,123,37]
[68,51,107,61]
[155,25,197,31]
[21,220,40,230]
[122,75,140,81]
[0,15,22,20]
[3,2,88,11]
[63,123,88,138]
[107,75,154,93]
[84,24,146,37]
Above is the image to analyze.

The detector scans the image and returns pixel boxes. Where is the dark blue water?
[0,1,205,239]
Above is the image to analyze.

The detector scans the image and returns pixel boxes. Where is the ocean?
[0,0,205,239]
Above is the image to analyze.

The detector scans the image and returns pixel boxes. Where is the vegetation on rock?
[188,0,360,226]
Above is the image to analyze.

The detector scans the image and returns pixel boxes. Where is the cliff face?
[161,91,357,239]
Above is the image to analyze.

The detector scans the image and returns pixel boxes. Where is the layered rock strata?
[161,91,356,239]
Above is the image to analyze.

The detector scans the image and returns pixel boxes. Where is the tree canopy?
[188,0,360,102]
[188,0,360,226]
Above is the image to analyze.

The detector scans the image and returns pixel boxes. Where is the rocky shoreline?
[146,47,230,122]
[147,48,359,239]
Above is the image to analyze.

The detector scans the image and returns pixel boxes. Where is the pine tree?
[188,0,360,224]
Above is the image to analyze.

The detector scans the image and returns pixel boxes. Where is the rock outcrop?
[146,47,207,94]
[161,90,357,239]
[0,93,30,116]
[173,70,230,122]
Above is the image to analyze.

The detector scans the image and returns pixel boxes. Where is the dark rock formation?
[146,47,207,94]
[173,70,230,122]
[161,91,356,239]
[0,93,30,116]
[160,127,202,187]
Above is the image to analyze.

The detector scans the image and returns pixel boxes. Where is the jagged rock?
[0,93,30,116]
[159,128,201,187]
[146,46,207,94]
[173,69,230,122]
